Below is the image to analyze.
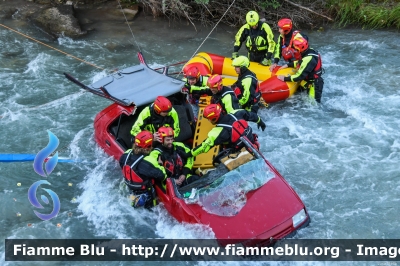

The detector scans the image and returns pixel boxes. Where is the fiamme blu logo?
[28,130,61,221]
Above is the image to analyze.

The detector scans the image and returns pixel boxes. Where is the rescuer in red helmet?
[181,104,259,158]
[270,18,306,71]
[152,127,200,187]
[182,72,240,114]
[277,37,324,103]
[119,130,167,208]
[182,65,209,104]
[130,96,180,142]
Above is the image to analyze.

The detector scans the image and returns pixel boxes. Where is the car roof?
[88,64,185,106]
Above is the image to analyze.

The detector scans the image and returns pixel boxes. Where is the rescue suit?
[130,104,180,137]
[119,150,167,208]
[191,114,256,157]
[234,22,275,63]
[194,86,240,114]
[232,68,261,113]
[283,47,324,103]
[273,29,305,64]
[153,142,200,186]
[183,75,209,103]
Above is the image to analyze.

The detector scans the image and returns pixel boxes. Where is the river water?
[1,9,400,266]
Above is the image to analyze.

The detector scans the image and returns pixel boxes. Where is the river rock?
[32,5,87,38]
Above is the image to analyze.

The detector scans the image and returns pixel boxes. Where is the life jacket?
[233,72,261,107]
[149,105,175,133]
[231,119,260,151]
[282,31,302,62]
[121,151,152,191]
[310,52,323,79]
[154,147,184,178]
[211,87,240,114]
[245,23,268,53]
[217,115,258,150]
[306,50,323,80]
[251,79,261,105]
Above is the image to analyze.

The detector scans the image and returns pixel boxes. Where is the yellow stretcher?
[191,96,254,172]
[192,96,219,170]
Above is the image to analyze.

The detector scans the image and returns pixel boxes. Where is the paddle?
[0,154,75,163]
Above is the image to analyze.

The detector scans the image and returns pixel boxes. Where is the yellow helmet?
[246,11,259,27]
[232,56,250,68]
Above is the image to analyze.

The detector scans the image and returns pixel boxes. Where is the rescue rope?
[0,23,104,70]
[177,0,237,77]
[116,0,142,54]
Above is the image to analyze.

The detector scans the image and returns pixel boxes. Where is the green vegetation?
[328,0,400,29]
[119,0,138,6]
[258,0,281,10]
[117,0,400,29]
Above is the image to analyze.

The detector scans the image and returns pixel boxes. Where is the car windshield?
[183,159,275,216]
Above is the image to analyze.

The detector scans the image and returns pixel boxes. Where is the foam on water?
[154,206,215,239]
[23,52,51,76]
[76,157,133,238]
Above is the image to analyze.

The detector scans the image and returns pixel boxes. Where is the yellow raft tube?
[183,52,300,103]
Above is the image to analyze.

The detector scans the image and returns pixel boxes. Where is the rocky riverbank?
[0,0,139,38]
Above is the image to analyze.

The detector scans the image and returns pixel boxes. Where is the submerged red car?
[64,53,310,246]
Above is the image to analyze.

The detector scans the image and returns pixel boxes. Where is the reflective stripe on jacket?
[234,22,275,55]
[191,114,237,157]
[130,104,180,137]
[284,48,322,82]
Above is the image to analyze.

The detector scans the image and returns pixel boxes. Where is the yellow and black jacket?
[130,104,180,138]
[234,22,275,60]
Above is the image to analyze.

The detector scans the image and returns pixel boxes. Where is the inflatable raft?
[183,52,300,103]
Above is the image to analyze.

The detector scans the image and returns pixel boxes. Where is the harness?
[149,105,173,133]
[306,51,323,80]
[245,24,268,53]
[122,151,151,191]
[243,73,261,107]
[218,116,260,153]
[154,147,183,178]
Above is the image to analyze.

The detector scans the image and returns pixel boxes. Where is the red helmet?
[153,96,172,114]
[158,126,174,143]
[184,66,200,80]
[282,47,301,61]
[278,18,292,34]
[207,74,223,91]
[293,37,309,53]
[203,104,222,123]
[135,131,153,148]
